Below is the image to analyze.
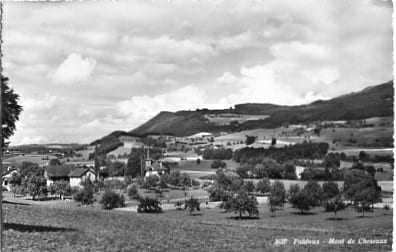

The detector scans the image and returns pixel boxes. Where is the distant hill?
[128,81,393,136]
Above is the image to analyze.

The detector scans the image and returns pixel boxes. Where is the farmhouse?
[45,165,75,187]
[69,168,96,187]
[2,169,18,191]
[45,165,95,188]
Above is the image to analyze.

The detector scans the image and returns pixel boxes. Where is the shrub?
[137,197,162,213]
[100,190,125,209]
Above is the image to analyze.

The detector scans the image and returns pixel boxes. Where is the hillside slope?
[129,81,393,136]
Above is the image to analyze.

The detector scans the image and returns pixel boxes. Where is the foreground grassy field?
[3,202,392,251]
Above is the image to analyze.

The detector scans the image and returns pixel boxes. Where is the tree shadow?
[326,217,347,221]
[189,212,203,216]
[4,223,76,233]
[226,216,260,220]
[3,201,30,206]
[291,212,317,216]
[356,215,372,219]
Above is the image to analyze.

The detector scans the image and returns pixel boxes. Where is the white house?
[2,170,18,191]
[69,168,96,188]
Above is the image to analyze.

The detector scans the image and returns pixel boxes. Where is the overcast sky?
[3,0,393,145]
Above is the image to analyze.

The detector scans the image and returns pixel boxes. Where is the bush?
[127,184,139,200]
[100,190,125,209]
[137,197,162,213]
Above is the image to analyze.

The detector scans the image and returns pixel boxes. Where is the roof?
[69,168,94,178]
[46,165,74,178]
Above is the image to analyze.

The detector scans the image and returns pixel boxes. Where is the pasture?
[3,154,57,166]
[3,201,392,251]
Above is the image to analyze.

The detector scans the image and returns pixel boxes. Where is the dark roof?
[46,165,74,178]
[69,168,94,178]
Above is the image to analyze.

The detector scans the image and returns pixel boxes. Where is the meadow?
[3,201,392,251]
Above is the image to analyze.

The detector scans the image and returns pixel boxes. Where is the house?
[69,168,96,188]
[2,169,18,191]
[45,165,75,187]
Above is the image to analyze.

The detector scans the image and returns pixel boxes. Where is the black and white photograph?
[0,0,394,251]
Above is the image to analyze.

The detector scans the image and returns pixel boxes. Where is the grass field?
[3,201,392,251]
[4,154,57,166]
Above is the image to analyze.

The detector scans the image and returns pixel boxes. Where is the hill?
[129,81,393,136]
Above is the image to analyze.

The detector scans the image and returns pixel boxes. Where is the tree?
[245,135,257,145]
[26,175,47,200]
[283,162,297,180]
[48,180,72,199]
[269,181,286,213]
[126,149,143,178]
[73,180,95,205]
[303,181,323,207]
[324,197,346,218]
[256,178,271,195]
[222,189,259,219]
[2,76,23,150]
[184,197,200,215]
[271,137,277,146]
[290,190,314,213]
[211,160,227,169]
[196,158,201,165]
[322,181,340,201]
[344,169,381,213]
[244,181,255,194]
[49,159,61,166]
[127,184,139,200]
[137,197,162,213]
[142,175,159,190]
[100,190,125,209]
[288,184,300,201]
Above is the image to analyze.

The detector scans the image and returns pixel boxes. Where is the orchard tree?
[322,181,340,201]
[223,189,259,219]
[243,181,255,194]
[2,76,23,150]
[303,181,323,207]
[288,183,300,201]
[184,196,200,215]
[256,178,271,195]
[26,175,47,200]
[269,181,286,213]
[290,190,314,213]
[324,197,346,218]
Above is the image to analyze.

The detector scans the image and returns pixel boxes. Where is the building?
[2,169,18,191]
[69,168,96,188]
[45,165,95,188]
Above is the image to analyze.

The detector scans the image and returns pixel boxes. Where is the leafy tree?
[26,175,47,200]
[283,162,297,180]
[127,184,139,200]
[211,160,227,169]
[142,175,159,190]
[48,180,72,199]
[243,181,255,193]
[73,180,95,205]
[271,137,277,146]
[49,159,61,166]
[107,161,126,177]
[100,190,125,209]
[344,169,381,212]
[222,189,259,219]
[184,197,200,215]
[303,181,323,207]
[288,183,300,201]
[137,197,162,213]
[269,181,286,212]
[322,181,340,201]
[256,178,270,195]
[126,148,144,178]
[208,184,231,202]
[2,76,23,150]
[196,158,201,165]
[324,197,346,218]
[290,190,314,213]
[245,135,257,145]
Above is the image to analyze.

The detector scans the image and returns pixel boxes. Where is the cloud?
[50,53,96,85]
[116,86,207,128]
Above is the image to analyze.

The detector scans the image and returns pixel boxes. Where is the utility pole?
[0,1,4,249]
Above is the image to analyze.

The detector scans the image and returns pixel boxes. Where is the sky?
[2,0,393,145]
